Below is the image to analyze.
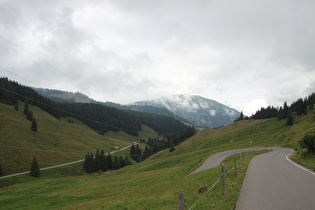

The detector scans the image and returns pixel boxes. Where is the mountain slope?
[2,109,315,209]
[34,88,179,120]
[0,101,140,175]
[132,95,240,128]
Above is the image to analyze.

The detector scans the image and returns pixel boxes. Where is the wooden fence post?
[179,190,184,210]
[234,155,238,177]
[221,164,226,194]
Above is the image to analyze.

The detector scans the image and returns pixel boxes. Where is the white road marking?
[286,149,315,176]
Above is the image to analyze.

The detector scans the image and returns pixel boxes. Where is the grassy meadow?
[0,101,157,175]
[1,101,315,209]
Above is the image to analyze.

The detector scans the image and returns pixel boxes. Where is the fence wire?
[187,166,235,210]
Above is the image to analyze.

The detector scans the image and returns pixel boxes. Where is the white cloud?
[0,0,315,114]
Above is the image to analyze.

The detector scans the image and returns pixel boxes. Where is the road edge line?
[286,149,315,176]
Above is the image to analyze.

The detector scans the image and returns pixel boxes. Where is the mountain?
[132,95,240,129]
[33,88,239,128]
[34,88,178,119]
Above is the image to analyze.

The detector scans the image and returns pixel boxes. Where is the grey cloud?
[1,0,315,114]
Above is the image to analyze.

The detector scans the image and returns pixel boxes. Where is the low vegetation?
[1,78,315,209]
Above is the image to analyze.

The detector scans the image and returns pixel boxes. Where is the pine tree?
[100,149,107,172]
[278,102,289,120]
[135,144,142,162]
[95,149,101,171]
[287,112,294,126]
[27,110,33,121]
[169,140,175,152]
[31,118,37,131]
[119,156,126,168]
[30,156,40,177]
[113,156,119,170]
[143,146,153,160]
[130,145,136,161]
[14,101,19,111]
[107,152,113,170]
[125,156,131,165]
[84,153,89,173]
[23,102,29,115]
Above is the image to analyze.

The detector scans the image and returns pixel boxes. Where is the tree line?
[84,149,131,173]
[237,93,315,125]
[0,77,189,136]
[130,126,196,163]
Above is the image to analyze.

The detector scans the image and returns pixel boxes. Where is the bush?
[299,149,311,158]
[299,132,315,154]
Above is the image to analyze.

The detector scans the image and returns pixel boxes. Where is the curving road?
[236,147,315,210]
[189,147,268,175]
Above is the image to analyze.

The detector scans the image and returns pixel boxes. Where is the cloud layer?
[1,0,315,115]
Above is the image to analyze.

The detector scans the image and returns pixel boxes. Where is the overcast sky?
[1,0,315,115]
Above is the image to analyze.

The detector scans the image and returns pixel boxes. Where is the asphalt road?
[189,147,268,175]
[236,147,315,210]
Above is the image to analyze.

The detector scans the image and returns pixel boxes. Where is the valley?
[1,78,315,209]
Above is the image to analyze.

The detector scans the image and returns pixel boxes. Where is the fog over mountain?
[132,95,240,129]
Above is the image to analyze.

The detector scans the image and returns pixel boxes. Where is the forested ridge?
[235,92,315,124]
[0,77,188,136]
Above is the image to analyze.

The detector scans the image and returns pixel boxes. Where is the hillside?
[0,101,158,175]
[32,88,240,128]
[33,88,184,120]
[133,94,240,128]
[1,107,314,209]
[34,88,93,103]
[1,77,188,136]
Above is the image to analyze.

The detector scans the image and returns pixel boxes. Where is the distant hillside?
[33,88,181,120]
[132,95,240,129]
[34,88,93,103]
[1,78,188,136]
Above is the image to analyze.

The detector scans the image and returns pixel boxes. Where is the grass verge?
[0,150,268,209]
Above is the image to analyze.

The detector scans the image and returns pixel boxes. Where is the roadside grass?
[0,149,267,209]
[1,102,315,209]
[291,151,315,171]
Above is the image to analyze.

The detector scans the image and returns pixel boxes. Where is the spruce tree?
[95,149,101,171]
[23,102,29,115]
[84,153,89,173]
[113,156,119,170]
[125,156,131,165]
[119,156,126,168]
[100,149,107,172]
[169,140,175,152]
[287,112,294,126]
[31,118,37,131]
[135,144,142,162]
[130,145,136,161]
[30,156,40,177]
[27,110,33,121]
[107,152,113,170]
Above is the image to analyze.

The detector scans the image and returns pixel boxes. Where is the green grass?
[0,102,153,175]
[0,150,267,209]
[1,102,315,209]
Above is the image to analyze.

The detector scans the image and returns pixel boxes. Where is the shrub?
[299,132,315,154]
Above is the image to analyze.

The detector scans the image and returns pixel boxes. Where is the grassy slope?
[0,102,157,175]
[1,104,314,209]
